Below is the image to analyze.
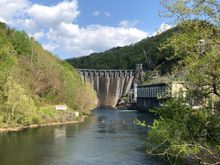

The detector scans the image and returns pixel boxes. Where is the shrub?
[146,99,220,164]
[2,77,40,126]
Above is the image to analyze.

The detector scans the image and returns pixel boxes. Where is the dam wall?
[76,69,135,107]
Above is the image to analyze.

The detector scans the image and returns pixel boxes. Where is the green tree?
[160,20,220,109]
[10,30,31,55]
[144,1,220,164]
[146,99,220,164]
[160,0,220,109]
[0,23,97,128]
[160,0,220,26]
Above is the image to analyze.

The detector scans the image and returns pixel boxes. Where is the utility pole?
[31,41,34,71]
[143,49,151,68]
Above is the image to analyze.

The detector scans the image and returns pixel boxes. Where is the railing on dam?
[76,69,135,77]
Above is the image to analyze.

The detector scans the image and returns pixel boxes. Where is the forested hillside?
[0,22,97,128]
[67,26,179,74]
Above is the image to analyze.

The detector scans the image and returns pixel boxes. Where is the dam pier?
[76,64,143,107]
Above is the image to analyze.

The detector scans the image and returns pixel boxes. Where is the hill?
[0,22,97,128]
[66,26,179,74]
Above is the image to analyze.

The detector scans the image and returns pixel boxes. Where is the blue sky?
[0,0,173,59]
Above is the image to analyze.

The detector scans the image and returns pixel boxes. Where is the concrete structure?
[55,105,67,111]
[134,81,186,111]
[76,64,143,107]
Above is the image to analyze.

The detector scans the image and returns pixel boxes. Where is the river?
[0,109,163,165]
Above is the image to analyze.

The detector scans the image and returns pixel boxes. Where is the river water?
[0,109,163,165]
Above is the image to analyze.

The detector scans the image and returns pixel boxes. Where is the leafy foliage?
[2,77,40,126]
[160,19,220,110]
[144,1,220,164]
[160,0,220,26]
[0,22,97,127]
[146,99,220,164]
[9,30,31,55]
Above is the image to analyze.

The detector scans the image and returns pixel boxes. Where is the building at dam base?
[134,82,186,111]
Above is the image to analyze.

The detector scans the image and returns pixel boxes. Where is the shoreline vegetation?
[0,22,98,131]
[0,114,88,133]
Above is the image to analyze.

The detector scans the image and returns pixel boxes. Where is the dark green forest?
[67,25,179,74]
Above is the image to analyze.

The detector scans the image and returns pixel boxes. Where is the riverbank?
[0,109,163,165]
[0,115,87,133]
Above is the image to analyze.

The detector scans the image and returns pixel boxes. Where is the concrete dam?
[76,64,142,107]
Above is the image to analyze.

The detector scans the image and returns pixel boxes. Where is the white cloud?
[153,23,172,36]
[92,11,111,17]
[46,23,148,58]
[0,17,7,23]
[16,19,39,32]
[32,31,44,40]
[0,0,29,23]
[119,20,140,28]
[27,0,79,27]
[104,12,110,17]
[43,43,59,52]
[0,0,149,59]
[92,10,101,17]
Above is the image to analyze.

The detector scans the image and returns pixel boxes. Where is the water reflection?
[0,109,162,165]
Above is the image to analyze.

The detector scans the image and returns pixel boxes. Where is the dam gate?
[76,64,143,107]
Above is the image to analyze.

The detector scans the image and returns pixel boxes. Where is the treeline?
[67,26,179,74]
[0,22,97,128]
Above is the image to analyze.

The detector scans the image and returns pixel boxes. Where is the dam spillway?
[76,67,142,107]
